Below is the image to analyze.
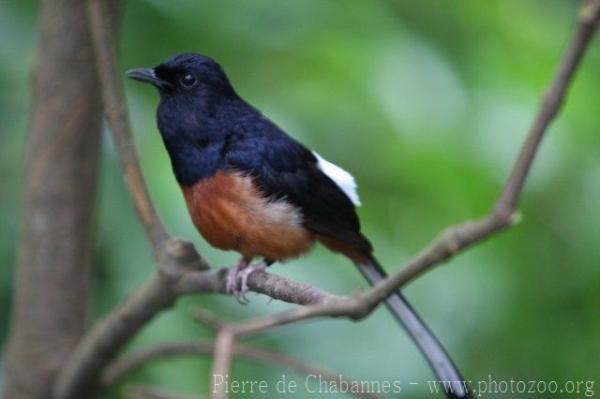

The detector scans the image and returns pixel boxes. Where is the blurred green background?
[1,0,599,397]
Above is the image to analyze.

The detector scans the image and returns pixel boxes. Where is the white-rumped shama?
[127,54,470,398]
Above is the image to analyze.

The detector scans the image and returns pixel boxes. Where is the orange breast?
[181,171,314,261]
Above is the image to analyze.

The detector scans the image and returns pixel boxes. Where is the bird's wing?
[226,131,372,253]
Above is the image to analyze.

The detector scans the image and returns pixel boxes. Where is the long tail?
[358,254,472,399]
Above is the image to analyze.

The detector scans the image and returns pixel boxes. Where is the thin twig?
[103,341,379,399]
[210,330,235,399]
[191,308,227,330]
[495,0,600,213]
[85,0,169,252]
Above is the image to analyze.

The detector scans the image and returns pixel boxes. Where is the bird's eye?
[179,73,198,88]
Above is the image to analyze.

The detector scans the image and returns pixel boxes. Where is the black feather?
[153,54,371,252]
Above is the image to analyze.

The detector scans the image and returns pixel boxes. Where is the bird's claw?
[225,267,240,298]
[226,266,248,304]
[226,261,268,305]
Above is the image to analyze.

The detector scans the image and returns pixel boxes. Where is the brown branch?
[2,0,111,398]
[189,309,385,398]
[191,308,227,330]
[176,266,336,305]
[54,241,207,399]
[53,242,331,398]
[85,0,168,252]
[495,0,600,213]
[210,330,236,399]
[102,341,379,399]
[54,1,600,398]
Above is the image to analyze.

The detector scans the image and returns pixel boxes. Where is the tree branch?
[2,0,113,398]
[102,341,379,399]
[53,1,600,398]
[210,329,235,399]
[495,0,600,213]
[85,0,169,252]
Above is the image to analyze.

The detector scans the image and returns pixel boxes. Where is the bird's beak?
[126,68,171,90]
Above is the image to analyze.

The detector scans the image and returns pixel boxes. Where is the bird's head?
[126,53,236,100]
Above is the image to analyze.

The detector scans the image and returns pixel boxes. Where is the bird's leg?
[226,258,250,302]
[237,259,274,300]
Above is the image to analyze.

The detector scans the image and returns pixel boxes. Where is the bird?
[127,53,471,398]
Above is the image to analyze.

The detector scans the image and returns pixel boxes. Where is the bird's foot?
[226,260,269,304]
[238,261,269,300]
[226,259,249,303]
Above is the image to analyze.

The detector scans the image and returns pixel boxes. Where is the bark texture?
[2,0,103,397]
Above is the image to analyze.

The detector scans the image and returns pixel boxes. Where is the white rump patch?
[312,151,361,206]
